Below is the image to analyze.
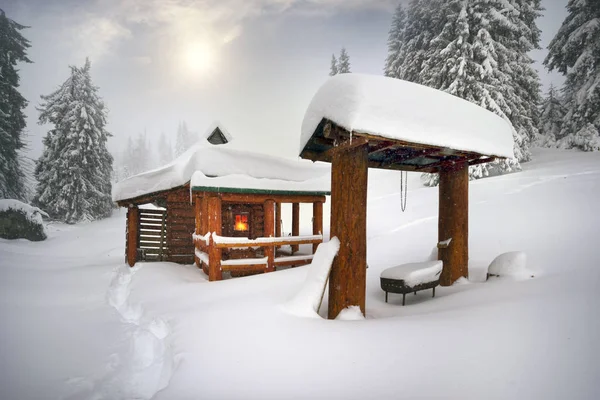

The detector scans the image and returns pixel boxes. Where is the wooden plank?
[292,203,300,254]
[207,196,223,281]
[138,208,166,215]
[140,234,161,240]
[126,206,139,267]
[221,264,266,273]
[140,223,162,230]
[219,193,326,205]
[438,161,469,285]
[274,258,313,267]
[328,140,368,319]
[140,240,161,246]
[313,201,323,254]
[139,214,164,221]
[214,238,322,249]
[264,200,275,273]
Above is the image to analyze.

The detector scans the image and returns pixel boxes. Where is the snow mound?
[335,306,365,321]
[488,252,533,280]
[380,261,443,287]
[282,237,340,318]
[0,199,48,241]
[300,73,514,159]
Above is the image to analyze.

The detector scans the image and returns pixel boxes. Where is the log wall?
[165,187,195,264]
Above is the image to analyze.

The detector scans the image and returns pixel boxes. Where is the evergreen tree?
[175,121,196,156]
[34,59,113,223]
[0,10,31,200]
[387,0,543,184]
[544,0,600,151]
[384,3,407,78]
[538,84,566,146]
[338,47,351,74]
[329,54,338,76]
[157,132,173,166]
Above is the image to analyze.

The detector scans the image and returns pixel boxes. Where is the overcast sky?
[5,0,568,162]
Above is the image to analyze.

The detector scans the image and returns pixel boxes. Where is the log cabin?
[299,74,515,319]
[113,124,330,281]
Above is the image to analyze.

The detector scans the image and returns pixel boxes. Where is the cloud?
[43,0,395,64]
[70,15,132,62]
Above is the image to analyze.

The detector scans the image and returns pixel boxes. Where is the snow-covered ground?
[1,148,599,399]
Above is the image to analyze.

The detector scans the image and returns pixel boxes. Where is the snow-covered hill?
[1,148,599,399]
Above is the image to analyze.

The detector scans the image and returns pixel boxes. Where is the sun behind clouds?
[182,41,215,76]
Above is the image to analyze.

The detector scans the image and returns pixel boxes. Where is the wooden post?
[312,201,323,254]
[194,195,202,268]
[291,203,300,254]
[328,142,368,319]
[207,195,222,281]
[264,199,275,273]
[275,202,282,250]
[438,161,469,286]
[126,205,139,267]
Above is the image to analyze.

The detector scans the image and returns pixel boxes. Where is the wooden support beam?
[207,195,222,281]
[219,193,326,205]
[321,136,369,162]
[275,202,281,249]
[312,201,323,254]
[126,205,139,267]
[291,203,300,254]
[368,140,397,155]
[438,161,469,285]
[264,200,276,273]
[194,195,203,268]
[469,157,496,166]
[328,141,368,319]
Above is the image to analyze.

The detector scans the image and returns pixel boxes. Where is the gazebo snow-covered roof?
[300,73,514,172]
[113,142,330,203]
[299,74,515,319]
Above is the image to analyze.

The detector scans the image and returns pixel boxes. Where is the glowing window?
[234,213,249,231]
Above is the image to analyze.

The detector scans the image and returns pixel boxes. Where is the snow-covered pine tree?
[538,84,566,146]
[389,0,542,185]
[175,121,194,157]
[544,0,600,151]
[133,131,151,174]
[0,10,31,200]
[384,3,407,78]
[34,59,113,223]
[157,131,173,166]
[338,48,351,74]
[329,54,338,76]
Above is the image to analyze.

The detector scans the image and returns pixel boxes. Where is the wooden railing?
[193,232,323,279]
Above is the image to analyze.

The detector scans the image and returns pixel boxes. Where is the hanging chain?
[400,170,408,212]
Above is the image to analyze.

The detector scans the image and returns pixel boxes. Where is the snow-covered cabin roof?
[112,142,330,202]
[300,74,514,169]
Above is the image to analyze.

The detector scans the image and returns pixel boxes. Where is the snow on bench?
[380,261,443,305]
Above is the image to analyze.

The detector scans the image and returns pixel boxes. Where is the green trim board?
[192,186,330,196]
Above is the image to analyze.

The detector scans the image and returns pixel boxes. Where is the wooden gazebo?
[113,126,331,281]
[299,74,514,319]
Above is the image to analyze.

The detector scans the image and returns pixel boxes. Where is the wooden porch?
[192,192,326,281]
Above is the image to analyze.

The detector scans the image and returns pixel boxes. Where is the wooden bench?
[380,261,443,305]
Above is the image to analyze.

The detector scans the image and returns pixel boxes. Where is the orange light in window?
[234,214,249,231]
